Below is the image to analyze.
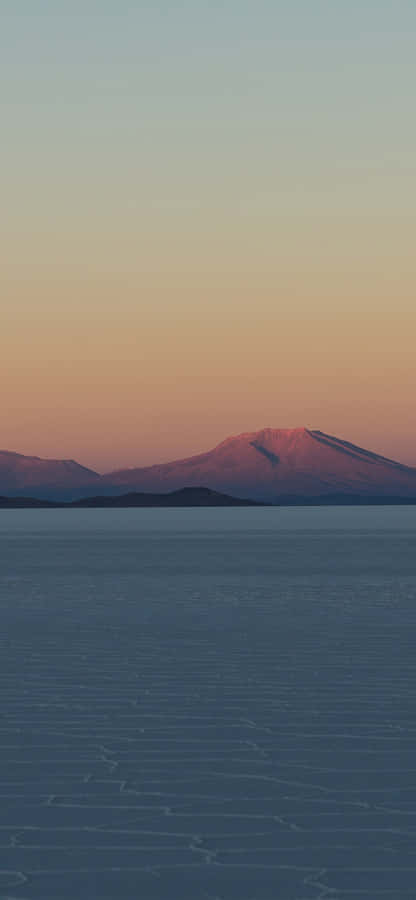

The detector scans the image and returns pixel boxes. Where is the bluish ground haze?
[0,507,416,899]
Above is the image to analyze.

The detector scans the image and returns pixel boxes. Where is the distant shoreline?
[1,489,416,509]
[0,487,260,509]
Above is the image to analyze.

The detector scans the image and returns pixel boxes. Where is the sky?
[1,0,415,472]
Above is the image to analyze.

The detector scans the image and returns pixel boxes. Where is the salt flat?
[0,507,416,899]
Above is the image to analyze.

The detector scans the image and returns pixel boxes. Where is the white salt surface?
[0,507,416,899]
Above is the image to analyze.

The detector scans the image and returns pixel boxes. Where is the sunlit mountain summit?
[104,427,416,503]
[2,428,415,503]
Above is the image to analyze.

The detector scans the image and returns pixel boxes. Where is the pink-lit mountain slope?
[104,428,416,502]
[0,450,100,498]
[1,429,416,502]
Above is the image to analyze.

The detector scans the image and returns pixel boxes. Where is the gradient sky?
[2,1,415,472]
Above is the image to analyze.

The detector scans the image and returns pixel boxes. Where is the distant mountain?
[1,429,416,503]
[0,487,260,509]
[103,428,416,503]
[0,450,100,499]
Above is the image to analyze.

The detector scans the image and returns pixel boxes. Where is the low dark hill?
[1,489,416,509]
[0,487,261,508]
[71,487,261,507]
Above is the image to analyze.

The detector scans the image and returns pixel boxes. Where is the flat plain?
[0,506,416,899]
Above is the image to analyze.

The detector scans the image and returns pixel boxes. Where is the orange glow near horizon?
[2,4,415,471]
[2,260,415,473]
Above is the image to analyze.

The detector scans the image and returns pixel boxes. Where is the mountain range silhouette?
[1,428,416,502]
